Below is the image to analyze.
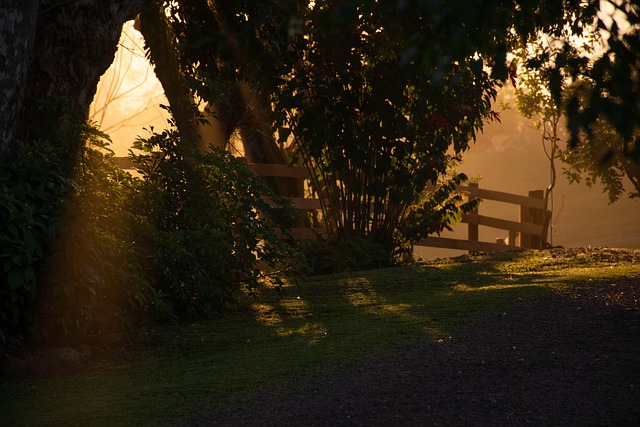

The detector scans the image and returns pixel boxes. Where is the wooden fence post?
[520,190,545,249]
[468,183,479,251]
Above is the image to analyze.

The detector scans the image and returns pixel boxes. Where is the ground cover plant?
[1,247,638,426]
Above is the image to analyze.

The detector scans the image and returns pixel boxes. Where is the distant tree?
[516,67,562,190]
[514,14,640,203]
[513,35,587,244]
[515,63,561,244]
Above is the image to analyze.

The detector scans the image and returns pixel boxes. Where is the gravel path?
[194,278,640,426]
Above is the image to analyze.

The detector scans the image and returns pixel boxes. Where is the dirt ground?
[194,275,640,426]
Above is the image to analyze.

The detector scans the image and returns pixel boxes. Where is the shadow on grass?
[1,249,638,426]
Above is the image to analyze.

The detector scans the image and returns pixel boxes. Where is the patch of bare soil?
[195,272,640,426]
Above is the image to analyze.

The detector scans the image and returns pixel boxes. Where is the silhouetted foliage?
[127,124,295,319]
[2,0,640,346]
[163,0,498,258]
[514,30,640,202]
[562,81,640,202]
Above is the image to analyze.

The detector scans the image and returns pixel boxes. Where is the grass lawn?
[1,248,639,426]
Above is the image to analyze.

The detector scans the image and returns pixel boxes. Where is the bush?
[0,124,155,347]
[128,127,294,319]
[34,125,152,342]
[1,118,296,346]
[0,140,70,344]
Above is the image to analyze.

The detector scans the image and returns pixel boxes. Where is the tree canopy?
[2,0,638,166]
[150,0,640,251]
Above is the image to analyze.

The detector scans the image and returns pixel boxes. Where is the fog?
[417,89,640,260]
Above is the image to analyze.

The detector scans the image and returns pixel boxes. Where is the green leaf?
[7,269,25,291]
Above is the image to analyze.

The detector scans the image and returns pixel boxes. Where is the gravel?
[194,275,640,426]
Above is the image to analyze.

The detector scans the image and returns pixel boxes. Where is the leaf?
[7,269,25,291]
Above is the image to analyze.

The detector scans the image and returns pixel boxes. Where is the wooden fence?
[245,162,551,253]
[416,184,550,252]
[115,157,550,253]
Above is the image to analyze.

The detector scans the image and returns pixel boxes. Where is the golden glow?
[452,283,541,292]
[342,277,383,306]
[275,322,328,345]
[252,300,328,345]
[90,21,169,155]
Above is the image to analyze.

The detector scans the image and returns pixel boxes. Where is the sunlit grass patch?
[252,303,285,325]
[269,318,328,344]
[452,283,547,292]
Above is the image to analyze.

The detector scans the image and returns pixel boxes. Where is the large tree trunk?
[7,0,148,166]
[137,2,303,198]
[0,0,39,160]
[135,3,227,151]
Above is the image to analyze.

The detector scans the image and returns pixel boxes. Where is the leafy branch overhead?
[514,20,640,202]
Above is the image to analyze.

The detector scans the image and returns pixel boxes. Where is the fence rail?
[246,163,551,252]
[115,157,550,252]
[418,183,550,253]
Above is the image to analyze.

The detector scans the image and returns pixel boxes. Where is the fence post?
[468,183,479,251]
[520,190,545,249]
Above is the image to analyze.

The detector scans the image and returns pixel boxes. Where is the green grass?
[1,249,639,426]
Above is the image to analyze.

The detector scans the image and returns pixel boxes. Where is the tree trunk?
[10,0,148,165]
[135,4,227,151]
[236,82,303,198]
[136,3,198,148]
[136,4,303,197]
[0,0,39,160]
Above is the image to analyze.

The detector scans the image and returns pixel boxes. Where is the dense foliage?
[37,127,156,342]
[1,122,151,345]
[0,115,294,346]
[147,0,640,261]
[277,3,489,254]
[560,1,640,157]
[562,81,640,202]
[514,28,640,203]
[0,140,69,343]
[127,125,295,319]
[3,0,640,347]
[162,0,509,258]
